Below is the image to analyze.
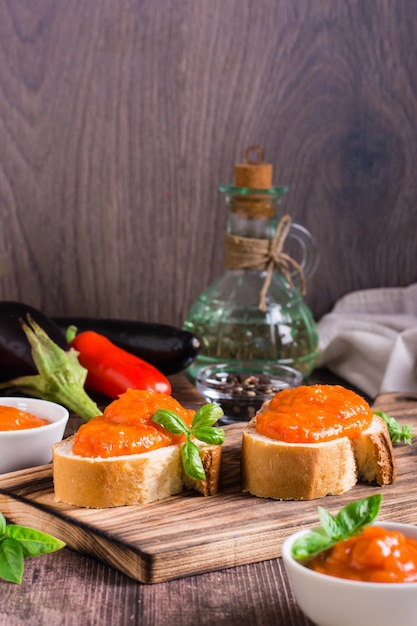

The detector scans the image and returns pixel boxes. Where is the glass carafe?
[184,149,319,380]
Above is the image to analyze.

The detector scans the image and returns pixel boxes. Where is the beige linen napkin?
[316,283,417,398]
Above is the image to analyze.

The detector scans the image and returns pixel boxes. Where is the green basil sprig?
[373,410,413,445]
[291,493,383,562]
[152,404,225,481]
[0,512,65,584]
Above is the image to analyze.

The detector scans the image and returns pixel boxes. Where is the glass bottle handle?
[288,222,319,281]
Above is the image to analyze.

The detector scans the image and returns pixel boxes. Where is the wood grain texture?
[0,0,416,329]
[1,392,416,584]
[0,550,309,626]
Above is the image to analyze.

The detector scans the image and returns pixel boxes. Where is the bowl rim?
[0,397,69,436]
[196,361,303,398]
[282,520,417,589]
[196,361,303,377]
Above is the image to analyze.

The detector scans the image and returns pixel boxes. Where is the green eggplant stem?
[0,315,102,422]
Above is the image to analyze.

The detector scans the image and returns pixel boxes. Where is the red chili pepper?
[69,330,172,398]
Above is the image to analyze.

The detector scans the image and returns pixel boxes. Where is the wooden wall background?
[0,0,416,328]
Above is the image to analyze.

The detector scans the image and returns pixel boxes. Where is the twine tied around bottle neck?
[224,214,307,313]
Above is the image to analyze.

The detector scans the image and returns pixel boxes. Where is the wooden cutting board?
[1,381,416,584]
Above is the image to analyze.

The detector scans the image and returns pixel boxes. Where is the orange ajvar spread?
[307,525,417,583]
[72,388,195,458]
[0,406,50,431]
[255,385,373,443]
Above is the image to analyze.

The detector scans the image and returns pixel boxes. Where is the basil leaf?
[182,439,206,481]
[152,406,224,482]
[0,512,6,537]
[336,494,382,536]
[374,410,413,445]
[0,538,24,584]
[152,410,188,435]
[192,426,225,445]
[291,494,383,562]
[191,404,224,429]
[317,506,343,540]
[7,525,66,557]
[291,527,335,561]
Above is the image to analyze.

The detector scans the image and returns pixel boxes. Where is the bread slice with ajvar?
[241,385,396,501]
[53,388,222,507]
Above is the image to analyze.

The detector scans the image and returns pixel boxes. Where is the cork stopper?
[234,145,273,189]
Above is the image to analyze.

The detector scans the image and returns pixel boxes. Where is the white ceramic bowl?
[282,521,417,626]
[0,397,69,473]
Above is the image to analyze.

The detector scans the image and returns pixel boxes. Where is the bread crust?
[182,444,222,496]
[52,435,222,508]
[351,415,396,486]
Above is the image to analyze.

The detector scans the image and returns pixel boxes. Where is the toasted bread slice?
[241,418,358,500]
[241,408,396,501]
[52,435,222,508]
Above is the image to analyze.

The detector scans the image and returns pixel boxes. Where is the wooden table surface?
[2,371,416,626]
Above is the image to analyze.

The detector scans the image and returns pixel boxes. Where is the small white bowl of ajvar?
[282,520,417,626]
[0,397,69,473]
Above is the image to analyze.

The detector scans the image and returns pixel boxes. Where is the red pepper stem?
[65,325,78,344]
